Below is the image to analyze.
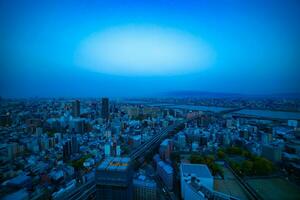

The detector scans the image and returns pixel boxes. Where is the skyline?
[1,0,300,97]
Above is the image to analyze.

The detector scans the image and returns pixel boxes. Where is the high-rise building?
[261,131,272,145]
[71,135,79,154]
[69,118,85,133]
[159,139,173,161]
[157,161,173,190]
[63,140,72,160]
[63,137,79,161]
[116,145,121,156]
[96,157,133,200]
[102,98,109,120]
[178,133,186,150]
[131,135,141,148]
[133,175,157,200]
[54,132,62,144]
[104,143,111,157]
[72,100,80,118]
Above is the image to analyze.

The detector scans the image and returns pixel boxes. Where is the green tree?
[47,131,55,137]
[226,146,243,155]
[217,150,225,159]
[190,154,204,164]
[252,157,273,176]
[71,154,92,170]
[119,135,125,144]
[123,146,129,155]
[229,160,242,176]
[189,154,223,177]
[243,151,254,160]
[241,160,253,176]
[170,152,181,163]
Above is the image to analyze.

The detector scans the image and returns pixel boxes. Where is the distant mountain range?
[163,91,300,99]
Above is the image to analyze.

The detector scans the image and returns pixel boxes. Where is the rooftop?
[3,189,29,200]
[97,157,131,171]
[181,163,213,179]
[161,139,170,146]
[158,161,173,174]
[7,174,31,186]
[133,175,157,188]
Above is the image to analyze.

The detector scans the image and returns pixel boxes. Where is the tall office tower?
[178,133,186,150]
[101,98,109,120]
[96,157,133,200]
[63,140,72,160]
[71,135,79,154]
[159,139,173,161]
[72,100,80,118]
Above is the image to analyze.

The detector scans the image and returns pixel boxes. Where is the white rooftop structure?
[180,163,239,200]
[97,157,131,172]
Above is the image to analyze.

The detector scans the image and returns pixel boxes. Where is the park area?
[246,178,300,200]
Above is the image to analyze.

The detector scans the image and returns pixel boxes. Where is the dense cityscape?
[1,0,300,199]
[1,96,300,200]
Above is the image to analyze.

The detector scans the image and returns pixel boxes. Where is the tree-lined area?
[189,146,275,178]
[223,146,275,177]
[189,154,224,178]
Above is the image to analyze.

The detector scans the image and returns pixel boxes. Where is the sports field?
[247,178,300,200]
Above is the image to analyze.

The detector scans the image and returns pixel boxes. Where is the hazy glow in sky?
[76,26,215,76]
[1,0,300,97]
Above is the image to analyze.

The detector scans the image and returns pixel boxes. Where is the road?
[129,120,185,160]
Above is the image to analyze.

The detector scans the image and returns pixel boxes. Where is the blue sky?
[1,0,300,97]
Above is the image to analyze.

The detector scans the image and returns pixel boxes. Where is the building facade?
[96,157,133,200]
[133,175,157,200]
[72,100,80,118]
[157,161,173,190]
[102,98,109,120]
